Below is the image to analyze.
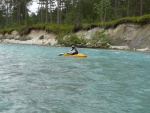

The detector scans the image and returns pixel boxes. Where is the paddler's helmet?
[72,45,75,48]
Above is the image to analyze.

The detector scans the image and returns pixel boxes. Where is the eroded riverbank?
[0,24,150,52]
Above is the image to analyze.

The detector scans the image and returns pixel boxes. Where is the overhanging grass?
[81,14,150,30]
[0,28,15,35]
[31,23,74,34]
[101,14,150,29]
[17,23,74,36]
[0,14,150,35]
[0,23,74,36]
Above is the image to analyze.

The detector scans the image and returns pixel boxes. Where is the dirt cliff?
[0,24,150,52]
[107,24,150,51]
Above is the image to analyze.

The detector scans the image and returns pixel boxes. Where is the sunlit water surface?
[0,43,150,113]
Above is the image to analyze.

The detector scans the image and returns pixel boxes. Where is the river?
[0,43,150,113]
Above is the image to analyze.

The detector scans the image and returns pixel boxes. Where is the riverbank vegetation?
[0,0,150,48]
[58,34,87,47]
[87,31,110,48]
[57,31,110,48]
[0,14,150,35]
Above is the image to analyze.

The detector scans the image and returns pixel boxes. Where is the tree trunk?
[140,0,143,15]
[45,0,48,23]
[57,0,60,24]
[49,0,53,23]
[133,0,137,16]
[77,0,81,23]
[25,0,27,24]
[17,1,20,24]
[127,0,129,16]
[41,1,43,23]
[6,0,9,28]
[114,0,118,19]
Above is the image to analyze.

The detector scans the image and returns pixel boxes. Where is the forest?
[0,0,150,30]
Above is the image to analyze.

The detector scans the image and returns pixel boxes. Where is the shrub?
[0,28,15,35]
[58,34,87,47]
[88,31,110,48]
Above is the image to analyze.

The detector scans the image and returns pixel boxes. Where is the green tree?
[28,12,38,24]
[94,0,112,22]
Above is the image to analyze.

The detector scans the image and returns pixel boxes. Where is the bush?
[58,34,87,47]
[51,24,74,34]
[0,28,15,35]
[88,31,110,48]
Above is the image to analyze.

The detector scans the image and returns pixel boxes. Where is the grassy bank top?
[0,14,150,36]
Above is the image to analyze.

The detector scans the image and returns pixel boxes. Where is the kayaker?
[67,45,78,55]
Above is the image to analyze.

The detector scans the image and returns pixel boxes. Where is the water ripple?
[0,43,150,113]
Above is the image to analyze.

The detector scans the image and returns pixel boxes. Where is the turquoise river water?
[0,43,150,113]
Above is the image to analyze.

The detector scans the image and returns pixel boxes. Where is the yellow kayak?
[59,53,87,57]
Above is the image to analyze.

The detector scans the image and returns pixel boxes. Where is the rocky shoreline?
[0,24,150,52]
